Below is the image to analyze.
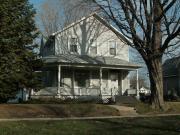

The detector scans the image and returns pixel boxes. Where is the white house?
[139,87,151,95]
[34,13,140,100]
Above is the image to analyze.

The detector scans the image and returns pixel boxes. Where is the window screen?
[70,38,77,52]
[109,41,116,55]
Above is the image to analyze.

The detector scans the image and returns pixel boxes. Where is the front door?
[74,70,90,95]
[109,70,118,95]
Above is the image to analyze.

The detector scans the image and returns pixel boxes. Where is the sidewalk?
[0,113,180,121]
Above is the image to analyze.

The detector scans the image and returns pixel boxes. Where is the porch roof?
[42,54,141,70]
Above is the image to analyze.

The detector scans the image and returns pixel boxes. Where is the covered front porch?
[33,55,141,100]
[58,65,139,99]
[37,65,139,100]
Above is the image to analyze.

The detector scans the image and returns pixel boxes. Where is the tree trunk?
[146,57,165,110]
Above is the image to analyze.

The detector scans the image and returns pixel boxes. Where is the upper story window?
[89,38,97,55]
[90,46,97,55]
[70,37,77,53]
[90,38,94,44]
[109,41,116,55]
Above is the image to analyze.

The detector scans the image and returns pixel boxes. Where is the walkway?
[108,105,138,115]
[0,113,180,121]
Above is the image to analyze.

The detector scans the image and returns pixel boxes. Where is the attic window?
[70,38,77,52]
[109,41,116,55]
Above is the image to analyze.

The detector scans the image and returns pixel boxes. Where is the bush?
[139,93,151,103]
[164,89,179,101]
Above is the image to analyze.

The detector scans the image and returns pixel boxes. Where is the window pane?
[70,45,77,52]
[109,41,116,48]
[110,48,116,55]
[71,38,77,45]
[90,46,97,55]
[109,41,116,55]
[70,38,77,52]
[75,71,90,87]
[61,69,72,87]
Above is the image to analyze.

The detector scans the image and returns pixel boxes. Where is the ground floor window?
[43,70,58,87]
[75,70,90,87]
[61,69,72,88]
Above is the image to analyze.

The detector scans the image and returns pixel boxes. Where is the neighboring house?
[163,56,180,97]
[34,13,140,100]
[139,87,151,95]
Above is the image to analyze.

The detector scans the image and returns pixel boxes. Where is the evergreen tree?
[0,0,42,102]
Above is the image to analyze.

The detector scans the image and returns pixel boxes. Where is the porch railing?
[60,87,101,96]
[59,87,118,98]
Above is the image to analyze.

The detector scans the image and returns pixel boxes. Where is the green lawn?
[0,104,119,118]
[0,116,180,135]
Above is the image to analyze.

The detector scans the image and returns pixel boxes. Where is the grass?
[165,102,180,113]
[0,116,180,135]
[134,102,180,114]
[0,104,119,118]
[1,99,180,118]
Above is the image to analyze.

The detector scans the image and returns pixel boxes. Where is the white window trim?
[90,46,97,55]
[89,39,98,56]
[109,40,117,56]
[70,37,78,53]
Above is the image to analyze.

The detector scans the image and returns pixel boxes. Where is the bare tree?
[60,0,93,26]
[91,0,180,109]
[39,0,62,37]
[39,0,108,56]
[39,0,94,37]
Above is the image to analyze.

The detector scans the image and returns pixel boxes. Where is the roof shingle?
[42,54,140,69]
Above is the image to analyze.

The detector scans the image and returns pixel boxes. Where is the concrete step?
[115,96,138,104]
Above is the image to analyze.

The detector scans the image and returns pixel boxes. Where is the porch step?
[115,96,138,105]
[108,105,138,116]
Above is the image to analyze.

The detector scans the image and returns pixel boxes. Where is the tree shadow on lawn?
[39,104,95,117]
[93,117,180,135]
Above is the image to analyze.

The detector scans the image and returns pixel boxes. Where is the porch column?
[72,68,75,98]
[58,65,61,98]
[136,69,140,98]
[99,67,102,97]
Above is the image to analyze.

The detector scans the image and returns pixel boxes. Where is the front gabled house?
[33,13,141,101]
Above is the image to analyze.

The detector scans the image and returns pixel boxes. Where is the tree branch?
[161,26,180,52]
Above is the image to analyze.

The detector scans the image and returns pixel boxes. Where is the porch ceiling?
[42,54,141,70]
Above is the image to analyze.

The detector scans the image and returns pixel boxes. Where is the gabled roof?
[51,13,131,45]
[52,12,95,36]
[42,54,141,69]
[163,56,180,76]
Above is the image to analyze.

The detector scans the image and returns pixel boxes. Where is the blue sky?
[29,0,44,5]
[29,0,46,32]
